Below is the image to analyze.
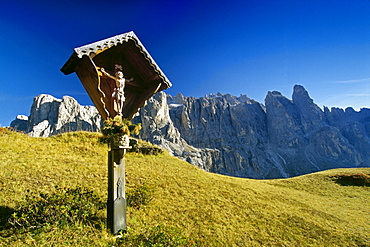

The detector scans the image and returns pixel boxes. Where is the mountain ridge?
[11,85,370,178]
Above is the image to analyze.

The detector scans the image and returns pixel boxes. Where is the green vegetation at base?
[8,187,105,229]
[0,129,369,246]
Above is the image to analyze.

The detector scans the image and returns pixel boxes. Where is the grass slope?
[0,129,369,246]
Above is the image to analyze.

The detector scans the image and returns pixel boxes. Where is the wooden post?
[60,31,172,235]
[107,134,130,234]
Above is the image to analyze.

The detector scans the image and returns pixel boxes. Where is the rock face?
[11,94,102,137]
[136,85,370,178]
[134,92,223,171]
[11,85,370,178]
[10,115,28,131]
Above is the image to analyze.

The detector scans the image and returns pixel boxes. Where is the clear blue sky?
[1,0,370,126]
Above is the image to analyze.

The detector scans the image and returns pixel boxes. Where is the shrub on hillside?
[129,140,164,155]
[127,184,153,209]
[9,187,105,229]
[0,127,13,134]
[332,173,370,186]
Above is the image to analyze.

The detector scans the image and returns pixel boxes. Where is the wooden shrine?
[61,31,171,234]
[61,31,171,120]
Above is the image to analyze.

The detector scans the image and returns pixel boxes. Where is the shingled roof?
[61,31,172,119]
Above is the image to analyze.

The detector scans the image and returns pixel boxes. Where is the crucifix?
[100,65,133,116]
[61,31,171,234]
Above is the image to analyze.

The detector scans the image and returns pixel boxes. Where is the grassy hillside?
[0,129,369,246]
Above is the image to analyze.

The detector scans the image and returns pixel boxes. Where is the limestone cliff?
[13,94,102,137]
[11,85,370,178]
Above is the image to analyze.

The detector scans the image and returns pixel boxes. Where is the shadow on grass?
[332,173,370,187]
[0,205,15,230]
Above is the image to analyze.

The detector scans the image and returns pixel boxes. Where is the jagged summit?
[11,85,370,178]
[15,94,102,137]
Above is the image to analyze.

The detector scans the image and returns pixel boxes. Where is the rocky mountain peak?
[11,85,370,178]
[292,84,311,102]
[19,94,102,137]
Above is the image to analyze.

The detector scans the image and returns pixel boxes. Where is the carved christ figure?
[100,67,133,116]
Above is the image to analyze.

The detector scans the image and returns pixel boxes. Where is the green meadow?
[0,129,369,246]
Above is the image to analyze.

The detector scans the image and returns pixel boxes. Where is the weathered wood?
[74,55,109,119]
[61,31,171,235]
[61,31,171,120]
[107,146,127,234]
